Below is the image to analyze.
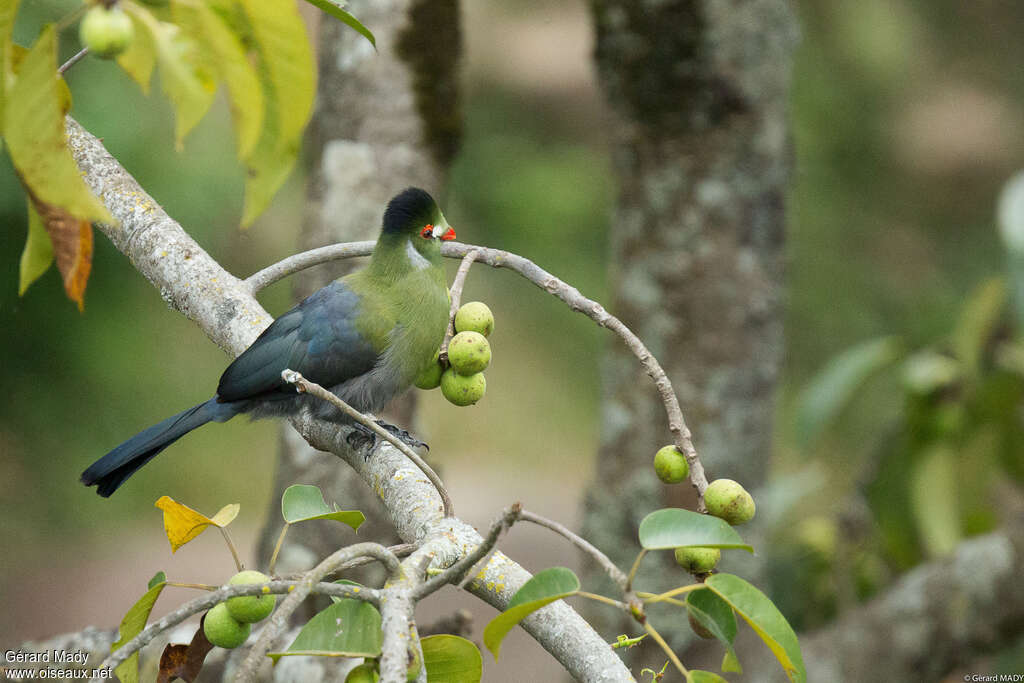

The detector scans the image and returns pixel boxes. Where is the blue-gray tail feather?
[81,398,238,497]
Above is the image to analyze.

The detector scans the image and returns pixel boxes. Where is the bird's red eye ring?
[420,225,434,239]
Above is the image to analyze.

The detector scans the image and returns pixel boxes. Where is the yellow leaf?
[3,25,113,224]
[18,202,53,296]
[155,496,239,553]
[116,2,157,94]
[126,5,216,147]
[237,0,314,226]
[173,0,264,160]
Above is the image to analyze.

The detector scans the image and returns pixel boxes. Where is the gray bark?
[582,0,798,652]
[256,0,463,578]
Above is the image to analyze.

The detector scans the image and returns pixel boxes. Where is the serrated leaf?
[3,25,112,225]
[795,336,902,449]
[422,635,482,683]
[238,0,314,226]
[112,576,168,683]
[18,202,53,295]
[687,589,740,672]
[483,567,580,660]
[117,2,157,93]
[302,0,375,47]
[281,484,365,529]
[269,599,382,661]
[909,443,961,557]
[953,277,1006,376]
[173,0,263,159]
[125,4,215,146]
[638,509,753,552]
[705,573,805,683]
[687,671,729,683]
[155,496,239,552]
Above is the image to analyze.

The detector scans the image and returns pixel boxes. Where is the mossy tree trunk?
[582,0,797,654]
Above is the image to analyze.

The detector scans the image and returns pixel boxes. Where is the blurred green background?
[2,0,1023,673]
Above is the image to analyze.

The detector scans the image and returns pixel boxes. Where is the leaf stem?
[643,620,688,678]
[219,526,244,572]
[268,523,290,575]
[58,47,89,75]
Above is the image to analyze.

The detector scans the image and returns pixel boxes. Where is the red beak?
[441,227,456,241]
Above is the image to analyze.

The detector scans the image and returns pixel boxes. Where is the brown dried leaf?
[28,193,93,311]
[157,618,215,683]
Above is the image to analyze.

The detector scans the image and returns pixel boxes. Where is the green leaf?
[237,0,315,226]
[270,599,382,661]
[637,509,753,552]
[483,567,580,660]
[18,202,53,295]
[687,671,729,683]
[125,4,216,147]
[909,443,961,557]
[173,0,264,160]
[281,484,365,530]
[0,0,21,131]
[422,635,482,683]
[3,26,112,224]
[795,336,902,449]
[687,589,740,673]
[116,2,157,93]
[148,571,167,590]
[111,576,168,683]
[952,277,1006,376]
[705,574,805,683]
[302,0,376,47]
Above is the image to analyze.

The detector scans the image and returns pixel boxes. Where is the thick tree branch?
[65,120,634,682]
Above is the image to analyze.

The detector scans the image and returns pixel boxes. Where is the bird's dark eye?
[420,225,434,239]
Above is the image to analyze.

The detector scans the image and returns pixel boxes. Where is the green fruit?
[704,478,756,525]
[345,663,379,683]
[203,603,251,649]
[414,350,443,390]
[225,571,276,623]
[673,546,721,573]
[454,301,494,337]
[447,331,490,375]
[441,368,485,406]
[79,6,134,59]
[653,445,689,484]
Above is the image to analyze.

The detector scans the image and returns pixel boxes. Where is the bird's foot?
[374,420,429,451]
[345,423,377,459]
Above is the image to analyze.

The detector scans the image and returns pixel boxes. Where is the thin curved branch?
[440,249,479,359]
[233,543,399,682]
[519,509,629,590]
[98,579,378,675]
[282,370,453,518]
[243,239,709,502]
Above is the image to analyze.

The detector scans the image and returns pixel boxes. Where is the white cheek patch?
[431,224,444,238]
[406,239,431,270]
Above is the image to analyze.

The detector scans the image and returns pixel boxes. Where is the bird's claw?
[374,420,429,451]
[346,423,376,459]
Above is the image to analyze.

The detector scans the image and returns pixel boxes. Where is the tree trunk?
[257,0,462,576]
[582,0,797,651]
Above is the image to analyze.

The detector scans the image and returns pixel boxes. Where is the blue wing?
[216,281,381,401]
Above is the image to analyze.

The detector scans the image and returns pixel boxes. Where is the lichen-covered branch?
[64,119,634,682]
[97,579,376,676]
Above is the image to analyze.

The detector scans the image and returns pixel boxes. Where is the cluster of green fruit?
[653,445,756,575]
[203,571,277,649]
[79,4,135,59]
[415,301,494,406]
